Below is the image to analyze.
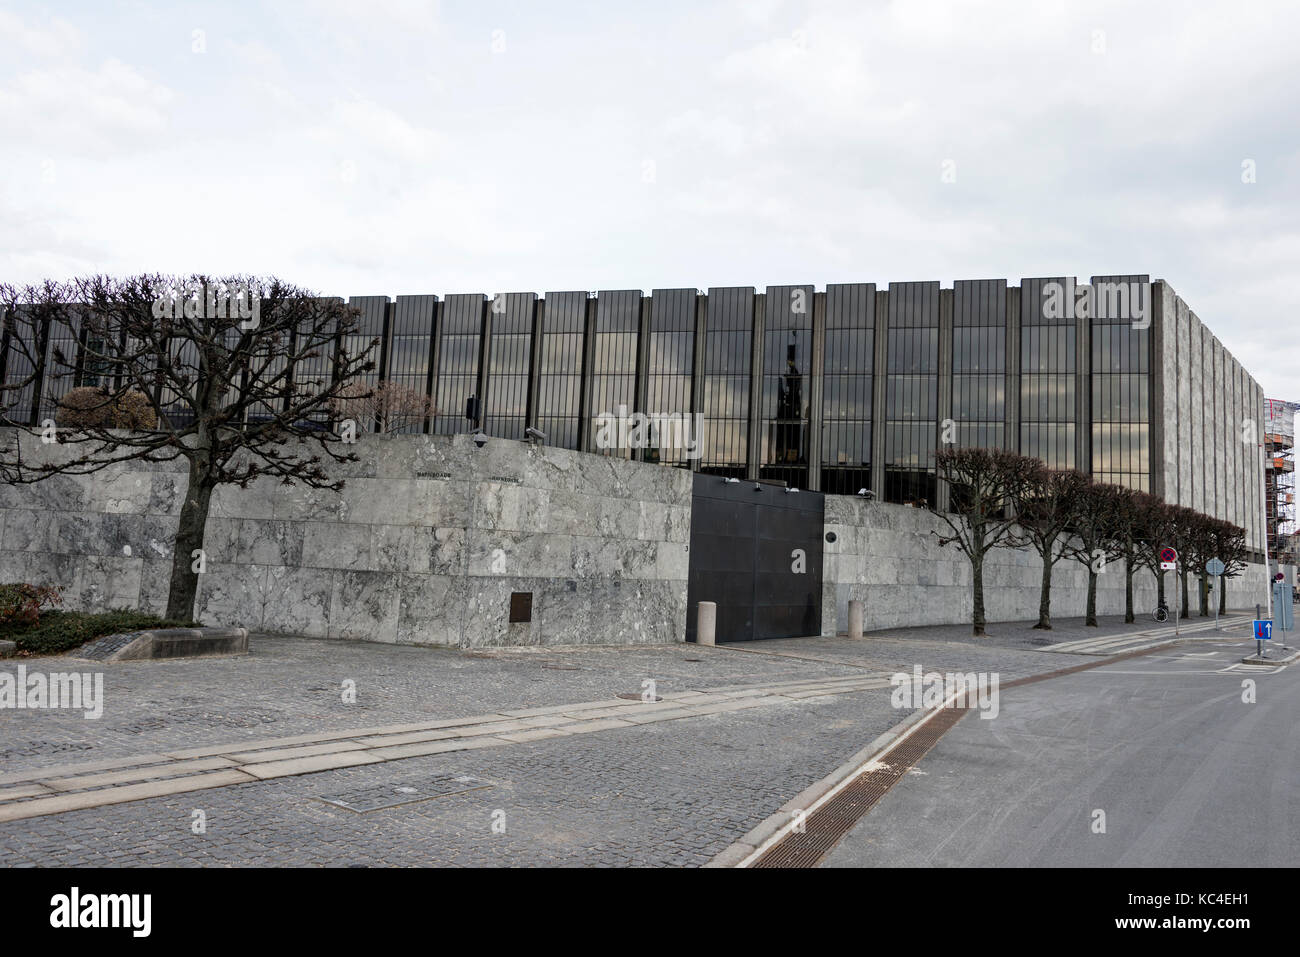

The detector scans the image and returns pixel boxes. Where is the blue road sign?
[1254,619,1273,640]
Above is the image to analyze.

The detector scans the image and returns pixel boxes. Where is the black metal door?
[686,474,824,642]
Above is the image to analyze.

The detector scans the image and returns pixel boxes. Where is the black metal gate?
[686,474,824,642]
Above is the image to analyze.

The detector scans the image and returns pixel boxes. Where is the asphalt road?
[822,636,1300,867]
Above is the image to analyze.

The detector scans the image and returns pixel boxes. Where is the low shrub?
[0,608,200,656]
[0,583,63,626]
[54,386,159,430]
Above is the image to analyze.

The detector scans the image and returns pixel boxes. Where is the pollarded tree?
[1110,488,1157,623]
[1014,465,1091,630]
[1062,481,1129,627]
[1168,505,1204,620]
[1182,509,1219,617]
[1133,499,1179,612]
[932,447,1039,636]
[1208,519,1249,616]
[0,274,379,620]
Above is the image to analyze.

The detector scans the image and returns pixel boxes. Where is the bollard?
[847,600,864,640]
[696,601,716,646]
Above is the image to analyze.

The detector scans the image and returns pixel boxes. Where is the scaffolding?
[1265,398,1297,569]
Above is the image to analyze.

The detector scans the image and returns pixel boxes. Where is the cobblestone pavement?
[0,630,1106,866]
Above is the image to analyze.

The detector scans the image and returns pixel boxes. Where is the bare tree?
[1167,505,1203,620]
[932,447,1038,636]
[0,274,378,620]
[1181,510,1218,617]
[1062,481,1129,626]
[330,380,436,434]
[1113,489,1161,623]
[1208,519,1249,616]
[1014,465,1090,630]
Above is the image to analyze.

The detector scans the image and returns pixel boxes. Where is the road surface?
[822,636,1299,867]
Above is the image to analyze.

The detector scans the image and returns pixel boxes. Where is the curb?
[704,627,1234,868]
[1240,647,1300,666]
[703,705,936,867]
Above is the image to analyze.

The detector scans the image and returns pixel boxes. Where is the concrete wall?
[821,497,1268,635]
[0,428,1271,646]
[1155,280,1268,556]
[0,432,692,647]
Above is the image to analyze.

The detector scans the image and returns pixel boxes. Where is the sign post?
[1206,558,1225,630]
[1160,547,1179,635]
[1253,618,1272,658]
[1273,580,1294,647]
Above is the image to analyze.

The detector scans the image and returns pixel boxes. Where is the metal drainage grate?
[319,774,493,813]
[76,631,144,660]
[753,707,968,868]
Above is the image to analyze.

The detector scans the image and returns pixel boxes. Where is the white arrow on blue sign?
[1254,619,1273,641]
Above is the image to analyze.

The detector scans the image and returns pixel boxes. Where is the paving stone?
[44,757,239,792]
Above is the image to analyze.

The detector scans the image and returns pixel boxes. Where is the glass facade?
[760,285,812,488]
[1091,312,1151,491]
[384,296,437,434]
[884,282,939,505]
[433,294,485,435]
[1020,277,1076,470]
[821,283,874,495]
[37,310,80,424]
[951,279,1007,451]
[536,291,586,451]
[699,287,754,479]
[483,293,536,441]
[589,290,640,459]
[332,296,389,431]
[644,288,697,466]
[0,279,1198,508]
[0,308,41,425]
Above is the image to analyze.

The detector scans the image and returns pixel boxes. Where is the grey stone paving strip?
[0,672,894,824]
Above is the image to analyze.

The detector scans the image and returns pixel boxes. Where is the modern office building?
[0,274,1271,559]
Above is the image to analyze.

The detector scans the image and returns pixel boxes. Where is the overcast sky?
[1,0,1297,400]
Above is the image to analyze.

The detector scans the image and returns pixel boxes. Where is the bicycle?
[1152,599,1169,623]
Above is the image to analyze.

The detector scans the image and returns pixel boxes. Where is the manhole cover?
[0,741,94,761]
[319,774,493,813]
[617,693,663,702]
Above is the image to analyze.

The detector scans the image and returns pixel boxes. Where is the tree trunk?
[1199,575,1209,617]
[972,554,986,637]
[1086,569,1098,626]
[166,463,215,621]
[1034,551,1053,630]
[1123,558,1135,624]
[1179,567,1190,619]
[1219,577,1228,615]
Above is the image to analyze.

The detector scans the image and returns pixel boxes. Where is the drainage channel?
[748,639,1194,868]
[752,706,967,868]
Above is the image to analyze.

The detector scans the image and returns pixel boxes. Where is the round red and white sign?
[1160,547,1177,563]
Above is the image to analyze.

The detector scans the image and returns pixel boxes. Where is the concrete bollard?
[847,600,864,640]
[696,601,716,646]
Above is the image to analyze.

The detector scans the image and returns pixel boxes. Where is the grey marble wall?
[1156,283,1267,554]
[821,497,1268,635]
[0,432,692,647]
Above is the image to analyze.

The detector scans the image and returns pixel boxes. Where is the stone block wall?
[821,497,1269,635]
[0,429,1270,646]
[0,432,692,647]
